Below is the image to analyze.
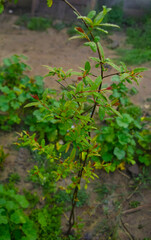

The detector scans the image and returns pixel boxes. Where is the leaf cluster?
[0,184,37,240]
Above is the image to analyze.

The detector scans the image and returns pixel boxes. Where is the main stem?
[62,0,104,235]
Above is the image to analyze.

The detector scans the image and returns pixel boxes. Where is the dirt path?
[0,14,150,107]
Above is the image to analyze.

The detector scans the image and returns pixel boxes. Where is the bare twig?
[126,182,142,200]
[120,218,135,240]
[122,204,151,215]
[117,170,130,179]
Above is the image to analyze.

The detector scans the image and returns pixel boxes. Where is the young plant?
[0,184,37,240]
[18,0,147,236]
[0,146,8,169]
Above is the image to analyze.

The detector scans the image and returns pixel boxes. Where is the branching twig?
[122,203,151,215]
[120,218,135,240]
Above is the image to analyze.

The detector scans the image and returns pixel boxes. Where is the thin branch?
[55,80,67,89]
[120,218,135,240]
[103,72,120,79]
[122,204,151,215]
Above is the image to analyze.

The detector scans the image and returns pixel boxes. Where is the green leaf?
[99,106,105,120]
[94,6,111,25]
[34,76,43,86]
[3,58,11,66]
[96,27,108,34]
[77,16,93,25]
[0,224,11,240]
[133,67,148,73]
[69,35,84,41]
[98,42,105,60]
[84,42,97,52]
[5,200,19,211]
[85,61,91,73]
[110,107,122,118]
[0,209,8,224]
[10,210,26,224]
[116,113,133,128]
[38,212,47,227]
[22,220,37,240]
[14,195,29,208]
[0,4,4,14]
[138,155,151,166]
[24,102,40,108]
[87,10,96,19]
[102,152,113,162]
[95,75,102,88]
[70,148,76,161]
[105,59,120,71]
[114,147,125,160]
[94,36,100,43]
[111,75,120,82]
[120,72,130,81]
[89,57,101,63]
[99,23,120,28]
[47,0,53,7]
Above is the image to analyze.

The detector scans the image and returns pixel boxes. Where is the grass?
[116,16,151,65]
[117,48,151,65]
[15,15,52,31]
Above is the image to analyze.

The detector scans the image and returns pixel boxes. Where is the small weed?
[56,188,89,207]
[15,15,52,31]
[53,21,66,31]
[117,17,151,65]
[129,201,140,208]
[9,173,20,183]
[23,189,39,208]
[134,166,151,187]
[94,184,111,201]
[0,146,8,169]
[27,17,52,31]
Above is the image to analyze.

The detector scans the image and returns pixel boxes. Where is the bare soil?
[0,13,151,240]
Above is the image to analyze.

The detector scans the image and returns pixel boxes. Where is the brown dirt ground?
[0,13,151,240]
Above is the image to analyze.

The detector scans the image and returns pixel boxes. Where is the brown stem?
[62,0,104,235]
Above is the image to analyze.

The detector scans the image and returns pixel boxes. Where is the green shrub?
[0,55,44,130]
[27,17,52,31]
[0,146,8,169]
[117,17,151,64]
[15,15,52,31]
[0,184,37,240]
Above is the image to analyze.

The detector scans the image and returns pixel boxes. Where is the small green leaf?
[0,209,8,224]
[114,147,125,160]
[87,10,96,19]
[47,0,53,7]
[70,148,76,161]
[38,212,47,227]
[105,59,120,71]
[85,61,91,73]
[94,36,100,43]
[84,42,97,52]
[22,220,37,240]
[0,4,4,14]
[94,6,111,25]
[14,195,29,208]
[10,210,26,224]
[0,224,11,240]
[99,106,105,120]
[96,27,108,34]
[98,42,105,60]
[99,23,120,28]
[77,16,93,25]
[110,107,122,118]
[24,102,40,108]
[133,67,148,73]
